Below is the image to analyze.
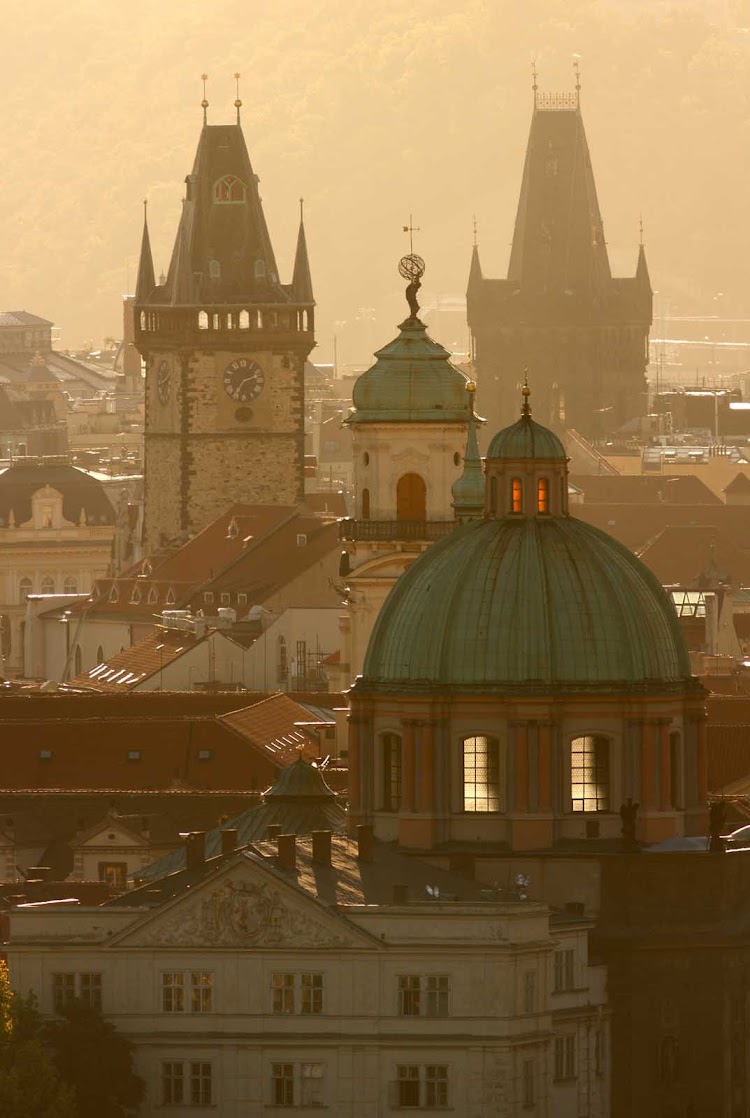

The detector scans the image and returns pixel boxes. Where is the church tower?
[134,87,315,552]
[467,71,652,439]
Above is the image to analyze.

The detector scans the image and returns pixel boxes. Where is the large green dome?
[361,516,692,693]
[348,317,469,424]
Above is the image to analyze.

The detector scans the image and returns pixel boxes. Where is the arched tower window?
[381,733,402,811]
[40,576,55,595]
[511,478,524,514]
[462,735,500,812]
[214,175,247,203]
[208,259,221,280]
[254,259,266,280]
[570,735,610,812]
[361,488,370,520]
[198,311,209,330]
[19,577,32,602]
[63,576,77,595]
[396,474,426,522]
[537,477,550,514]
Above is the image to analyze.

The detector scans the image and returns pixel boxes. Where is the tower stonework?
[134,120,314,553]
[467,84,652,439]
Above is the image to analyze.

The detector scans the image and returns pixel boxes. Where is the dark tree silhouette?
[46,1001,144,1118]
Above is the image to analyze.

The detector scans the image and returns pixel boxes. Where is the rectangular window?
[272,1063,294,1106]
[272,973,296,1015]
[522,1058,536,1107]
[398,975,421,1017]
[537,477,550,513]
[161,1061,184,1105]
[52,973,76,1013]
[463,735,500,812]
[189,1061,212,1106]
[570,735,610,812]
[300,973,323,1015]
[396,1065,420,1108]
[554,1034,576,1081]
[425,976,450,1018]
[220,592,231,605]
[203,591,214,605]
[79,972,102,1011]
[98,861,127,888]
[300,1062,325,1106]
[382,733,402,811]
[523,970,536,1014]
[53,973,101,1013]
[553,948,575,993]
[397,975,449,1018]
[190,972,213,1014]
[425,1065,448,1107]
[511,477,524,514]
[162,972,185,1013]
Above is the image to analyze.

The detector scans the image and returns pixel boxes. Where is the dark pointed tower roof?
[291,201,314,304]
[507,91,611,296]
[135,201,156,304]
[159,123,286,307]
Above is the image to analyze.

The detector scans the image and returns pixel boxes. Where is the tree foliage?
[0,964,77,1118]
[46,1001,144,1118]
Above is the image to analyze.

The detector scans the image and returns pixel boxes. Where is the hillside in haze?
[1,0,750,367]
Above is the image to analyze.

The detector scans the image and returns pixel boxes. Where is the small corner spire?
[234,72,242,125]
[135,197,156,303]
[573,57,581,109]
[452,380,485,522]
[201,73,209,126]
[521,367,532,417]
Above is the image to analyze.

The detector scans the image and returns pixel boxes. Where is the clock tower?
[134,97,315,552]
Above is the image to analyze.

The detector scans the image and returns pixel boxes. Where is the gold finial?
[521,367,531,416]
[234,72,242,124]
[201,73,209,125]
[466,380,476,393]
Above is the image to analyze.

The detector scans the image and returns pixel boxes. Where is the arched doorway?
[396,473,426,521]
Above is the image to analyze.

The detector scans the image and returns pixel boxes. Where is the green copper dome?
[488,412,566,460]
[348,317,469,424]
[361,516,692,693]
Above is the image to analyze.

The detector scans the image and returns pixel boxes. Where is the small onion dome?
[360,516,694,694]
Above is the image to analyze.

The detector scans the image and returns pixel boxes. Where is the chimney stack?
[267,823,282,841]
[185,832,206,871]
[356,824,374,863]
[277,833,297,871]
[221,828,238,855]
[311,830,332,866]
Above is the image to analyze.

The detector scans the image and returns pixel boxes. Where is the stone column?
[402,719,416,813]
[696,717,708,808]
[640,720,657,810]
[515,722,529,812]
[538,722,552,812]
[659,720,671,811]
[421,721,435,813]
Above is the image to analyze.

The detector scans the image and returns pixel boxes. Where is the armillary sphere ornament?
[398,254,426,281]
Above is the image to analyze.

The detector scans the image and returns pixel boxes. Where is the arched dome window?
[511,478,523,514]
[570,735,610,813]
[63,576,77,595]
[19,577,32,601]
[537,477,550,514]
[40,576,55,595]
[214,175,246,203]
[361,488,370,520]
[381,733,402,811]
[396,474,426,522]
[463,735,501,812]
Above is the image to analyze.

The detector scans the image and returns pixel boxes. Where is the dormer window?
[165,588,176,605]
[131,585,142,605]
[511,478,523,515]
[537,478,550,514]
[214,175,246,204]
[108,584,119,604]
[148,587,159,605]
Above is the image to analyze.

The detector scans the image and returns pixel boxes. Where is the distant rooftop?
[0,311,53,328]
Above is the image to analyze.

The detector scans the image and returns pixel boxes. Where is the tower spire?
[532,59,539,110]
[292,197,314,303]
[521,367,532,417]
[452,382,485,522]
[573,57,581,109]
[234,72,242,125]
[201,73,209,126]
[135,199,155,303]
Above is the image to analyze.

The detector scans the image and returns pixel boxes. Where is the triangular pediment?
[110,852,373,950]
[75,816,146,848]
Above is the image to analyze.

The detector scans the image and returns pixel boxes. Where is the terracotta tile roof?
[636,524,750,587]
[570,473,721,506]
[708,724,750,792]
[218,692,333,766]
[68,626,209,691]
[574,503,750,553]
[304,491,348,517]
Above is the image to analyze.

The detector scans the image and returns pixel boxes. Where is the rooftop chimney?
[311,830,332,866]
[356,824,374,863]
[221,829,238,855]
[267,823,282,841]
[185,832,206,871]
[277,833,297,871]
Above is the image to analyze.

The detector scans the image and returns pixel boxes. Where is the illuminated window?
[214,175,246,203]
[462,735,500,812]
[382,733,402,810]
[511,477,523,514]
[537,477,550,513]
[570,735,610,812]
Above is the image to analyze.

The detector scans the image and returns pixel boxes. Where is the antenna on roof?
[234,72,242,125]
[201,73,209,126]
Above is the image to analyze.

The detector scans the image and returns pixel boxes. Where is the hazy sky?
[0,0,748,367]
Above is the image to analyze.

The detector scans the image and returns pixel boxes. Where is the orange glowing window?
[511,478,523,514]
[537,478,550,514]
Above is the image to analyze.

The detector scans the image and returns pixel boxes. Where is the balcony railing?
[339,518,456,542]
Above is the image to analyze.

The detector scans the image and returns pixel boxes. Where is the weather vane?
[402,213,421,255]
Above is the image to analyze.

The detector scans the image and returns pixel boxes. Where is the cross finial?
[403,213,420,255]
[201,73,209,125]
[472,213,478,248]
[234,72,242,124]
[573,57,581,108]
[521,366,532,417]
[532,59,539,109]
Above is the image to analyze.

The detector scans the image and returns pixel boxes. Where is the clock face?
[156,359,171,405]
[223,358,265,403]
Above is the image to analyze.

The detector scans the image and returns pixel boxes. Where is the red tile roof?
[218,693,333,768]
[574,503,750,553]
[637,524,750,587]
[68,626,209,691]
[570,473,721,506]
